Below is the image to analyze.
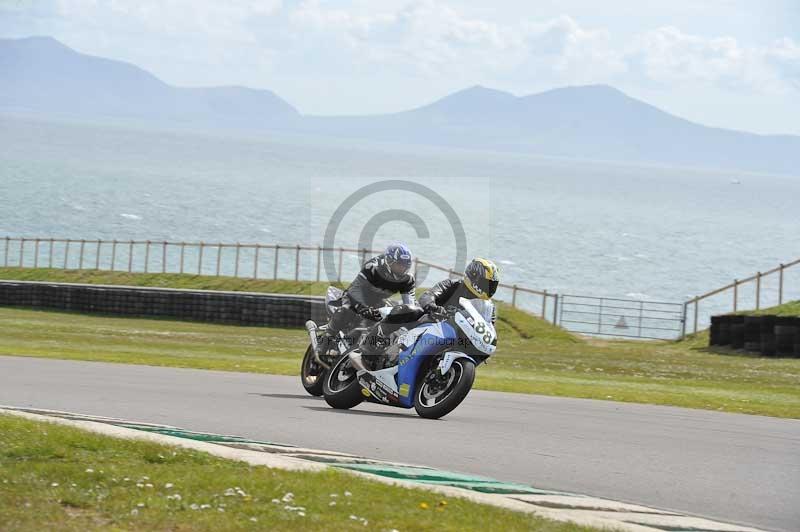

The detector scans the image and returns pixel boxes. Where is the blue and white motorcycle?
[322,297,497,419]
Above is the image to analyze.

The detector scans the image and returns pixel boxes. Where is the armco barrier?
[0,281,326,328]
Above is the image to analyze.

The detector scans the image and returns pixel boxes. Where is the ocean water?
[1,114,798,327]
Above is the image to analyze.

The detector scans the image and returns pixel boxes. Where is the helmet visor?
[389,260,411,278]
[485,279,499,298]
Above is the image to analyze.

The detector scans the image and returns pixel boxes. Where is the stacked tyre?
[730,315,745,349]
[708,314,799,358]
[775,318,797,357]
[743,316,761,352]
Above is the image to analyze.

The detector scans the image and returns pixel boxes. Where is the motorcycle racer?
[419,258,499,324]
[358,257,499,358]
[320,242,416,354]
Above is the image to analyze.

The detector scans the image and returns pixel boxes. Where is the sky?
[2,0,799,135]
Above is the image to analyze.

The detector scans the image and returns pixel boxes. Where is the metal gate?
[558,294,686,340]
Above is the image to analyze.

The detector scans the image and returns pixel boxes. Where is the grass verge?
[1,268,799,418]
[0,413,593,531]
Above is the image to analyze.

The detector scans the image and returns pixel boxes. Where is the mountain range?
[2,36,798,175]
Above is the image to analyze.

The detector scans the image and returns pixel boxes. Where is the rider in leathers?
[321,243,415,354]
[359,257,500,358]
[419,258,499,324]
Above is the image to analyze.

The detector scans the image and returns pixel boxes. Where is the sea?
[1,114,798,328]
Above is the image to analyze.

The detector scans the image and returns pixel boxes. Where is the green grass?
[0,267,336,295]
[0,414,594,531]
[1,268,799,418]
[737,300,800,317]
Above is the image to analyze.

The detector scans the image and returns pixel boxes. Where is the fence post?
[162,241,167,273]
[541,289,547,318]
[778,264,784,305]
[234,243,241,278]
[755,272,761,310]
[316,246,321,282]
[295,245,300,281]
[253,244,260,279]
[216,243,223,276]
[198,242,205,274]
[638,301,644,337]
[2,236,8,267]
[361,248,368,265]
[693,298,699,334]
[19,238,25,267]
[111,239,117,271]
[34,238,40,268]
[127,240,134,272]
[64,239,71,269]
[273,245,280,280]
[179,242,185,274]
[681,301,688,339]
[598,298,604,333]
[143,240,150,273]
[78,239,85,270]
[337,247,343,283]
[552,294,559,325]
[95,239,102,270]
[733,279,738,312]
[511,285,518,307]
[48,238,54,268]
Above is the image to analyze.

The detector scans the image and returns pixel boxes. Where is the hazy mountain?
[303,85,800,175]
[2,36,798,175]
[0,36,299,129]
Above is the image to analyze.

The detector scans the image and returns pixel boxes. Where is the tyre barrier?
[729,315,745,349]
[709,314,799,358]
[0,280,327,328]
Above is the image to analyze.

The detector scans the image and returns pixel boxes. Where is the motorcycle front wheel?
[414,358,475,419]
[322,354,365,410]
[300,344,326,396]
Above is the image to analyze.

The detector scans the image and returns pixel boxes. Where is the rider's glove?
[427,304,448,320]
[360,307,383,322]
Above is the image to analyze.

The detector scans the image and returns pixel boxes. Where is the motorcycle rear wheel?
[300,344,326,396]
[323,354,365,410]
[414,358,475,419]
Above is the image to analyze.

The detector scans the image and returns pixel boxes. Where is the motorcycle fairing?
[395,321,458,408]
[358,366,400,404]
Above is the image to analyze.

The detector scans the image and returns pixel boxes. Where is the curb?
[0,406,766,532]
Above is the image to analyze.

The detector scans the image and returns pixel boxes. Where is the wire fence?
[2,236,797,340]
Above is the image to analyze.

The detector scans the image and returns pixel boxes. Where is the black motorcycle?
[300,287,396,396]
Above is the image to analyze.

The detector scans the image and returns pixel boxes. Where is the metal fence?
[0,236,559,323]
[557,295,685,340]
[2,236,796,340]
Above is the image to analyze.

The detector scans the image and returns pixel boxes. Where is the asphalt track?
[1,356,797,532]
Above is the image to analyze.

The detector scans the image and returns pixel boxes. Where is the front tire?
[323,354,365,410]
[300,345,326,396]
[414,358,475,419]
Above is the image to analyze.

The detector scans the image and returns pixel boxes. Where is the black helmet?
[464,258,499,300]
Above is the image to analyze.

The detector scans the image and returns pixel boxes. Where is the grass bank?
[1,268,799,418]
[0,414,591,531]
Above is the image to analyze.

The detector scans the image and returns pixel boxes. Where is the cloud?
[271,3,798,94]
[627,26,799,93]
[1,0,798,97]
[518,15,625,83]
